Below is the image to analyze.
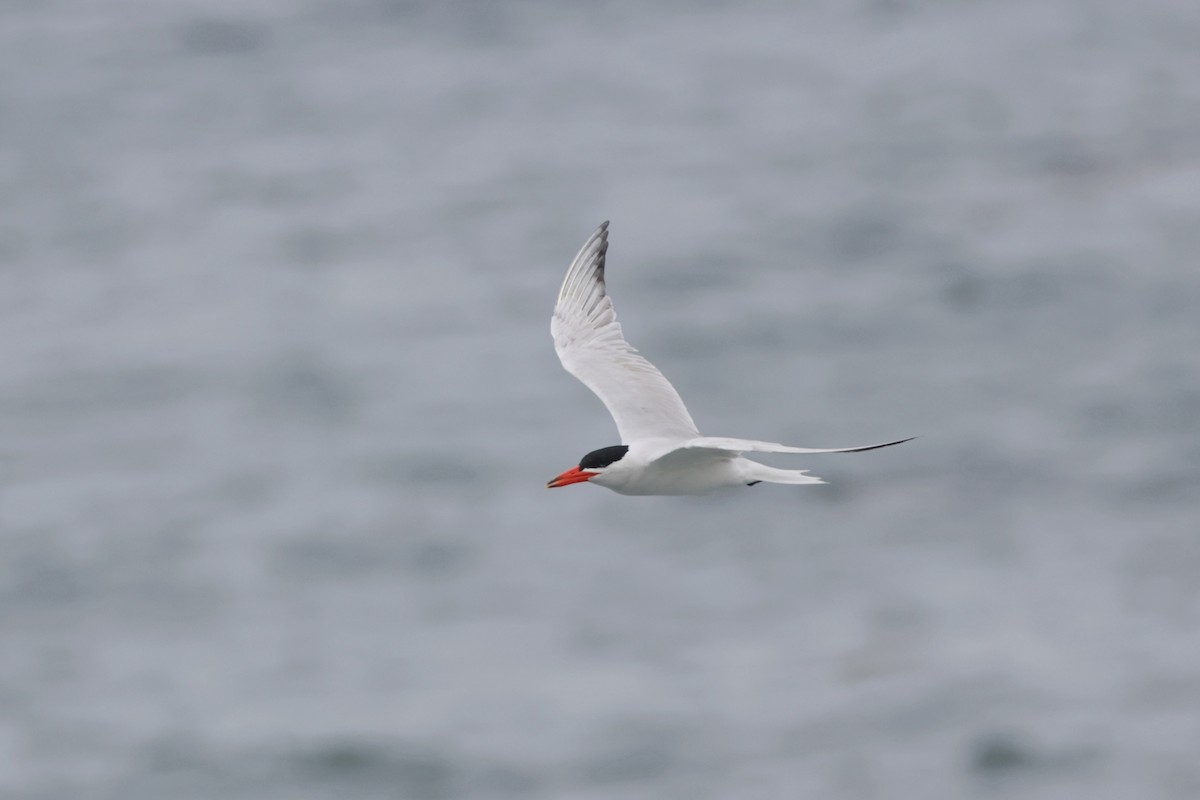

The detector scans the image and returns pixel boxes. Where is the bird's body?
[547,222,911,496]
[583,440,756,496]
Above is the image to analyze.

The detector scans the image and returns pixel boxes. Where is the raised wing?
[671,435,916,457]
[551,222,700,444]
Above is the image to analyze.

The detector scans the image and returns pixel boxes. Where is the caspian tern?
[547,221,913,496]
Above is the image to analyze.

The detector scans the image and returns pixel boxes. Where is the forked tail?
[740,460,826,486]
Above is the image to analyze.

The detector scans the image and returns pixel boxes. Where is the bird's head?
[546,445,629,488]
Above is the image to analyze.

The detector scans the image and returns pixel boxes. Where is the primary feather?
[551,221,700,443]
[676,435,917,456]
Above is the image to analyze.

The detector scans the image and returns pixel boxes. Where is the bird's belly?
[605,460,745,496]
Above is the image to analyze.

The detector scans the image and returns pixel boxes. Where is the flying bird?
[547,222,912,495]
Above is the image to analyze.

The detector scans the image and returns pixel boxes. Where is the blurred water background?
[2,1,1199,798]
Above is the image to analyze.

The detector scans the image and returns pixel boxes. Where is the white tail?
[740,461,827,486]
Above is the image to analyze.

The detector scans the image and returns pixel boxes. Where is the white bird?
[547,221,913,496]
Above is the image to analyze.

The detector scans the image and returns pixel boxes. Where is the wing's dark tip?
[844,435,917,453]
[593,223,609,277]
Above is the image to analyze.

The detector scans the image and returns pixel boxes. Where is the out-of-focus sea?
[2,1,1198,798]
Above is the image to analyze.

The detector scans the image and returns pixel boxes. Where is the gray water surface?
[2,2,1199,798]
